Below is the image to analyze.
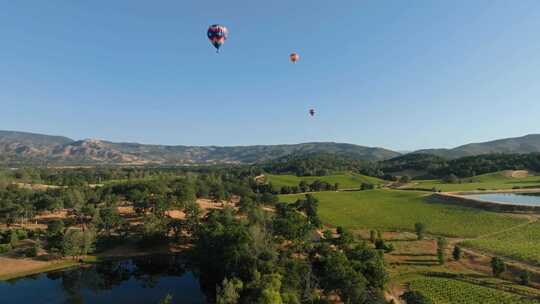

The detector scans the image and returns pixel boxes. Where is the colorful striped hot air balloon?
[207,24,229,53]
[290,52,300,64]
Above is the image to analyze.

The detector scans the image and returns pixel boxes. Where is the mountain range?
[0,130,399,165]
[1,130,540,165]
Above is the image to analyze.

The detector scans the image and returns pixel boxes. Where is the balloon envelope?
[207,24,229,52]
[290,53,299,63]
[309,109,315,116]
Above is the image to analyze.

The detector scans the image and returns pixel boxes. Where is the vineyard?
[409,277,540,304]
[460,220,540,265]
[279,190,527,237]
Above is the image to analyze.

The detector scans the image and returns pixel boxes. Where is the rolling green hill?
[266,172,384,190]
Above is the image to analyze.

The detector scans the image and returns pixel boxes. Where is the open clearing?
[279,190,527,237]
[409,172,540,192]
[266,172,384,189]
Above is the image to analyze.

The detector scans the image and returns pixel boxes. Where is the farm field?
[279,190,527,237]
[461,220,540,266]
[409,172,540,192]
[408,276,540,304]
[266,172,383,190]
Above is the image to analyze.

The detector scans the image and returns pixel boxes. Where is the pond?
[463,192,540,206]
[0,255,208,304]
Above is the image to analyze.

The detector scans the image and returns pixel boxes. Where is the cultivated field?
[408,276,540,304]
[461,220,540,266]
[279,190,527,237]
[266,172,384,190]
[409,172,540,192]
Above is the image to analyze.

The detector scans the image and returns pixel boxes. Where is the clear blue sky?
[1,1,539,151]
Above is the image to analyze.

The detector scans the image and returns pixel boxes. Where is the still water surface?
[0,255,207,304]
[463,192,540,206]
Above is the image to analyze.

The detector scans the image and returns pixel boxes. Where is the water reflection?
[0,255,207,304]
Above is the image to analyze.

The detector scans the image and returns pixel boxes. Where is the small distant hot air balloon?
[207,24,229,53]
[290,52,299,64]
[309,109,315,117]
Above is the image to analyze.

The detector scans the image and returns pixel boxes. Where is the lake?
[0,255,207,304]
[463,192,540,206]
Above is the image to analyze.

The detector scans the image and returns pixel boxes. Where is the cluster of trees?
[262,153,375,177]
[279,180,339,195]
[379,153,540,179]
[0,166,281,257]
[263,152,540,182]
[193,193,388,303]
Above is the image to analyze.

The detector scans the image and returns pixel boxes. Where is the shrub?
[491,257,506,277]
[415,222,426,240]
[400,290,433,304]
[452,246,462,261]
[15,229,28,240]
[25,244,39,257]
[360,182,374,190]
[519,270,530,286]
[8,230,19,246]
[0,243,12,253]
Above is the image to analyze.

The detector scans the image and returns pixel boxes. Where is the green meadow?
[266,172,383,190]
[279,190,526,237]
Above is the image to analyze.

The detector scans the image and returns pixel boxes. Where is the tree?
[375,239,394,253]
[62,229,96,259]
[519,270,531,286]
[399,175,411,183]
[414,223,425,240]
[8,229,19,247]
[491,257,506,277]
[452,246,462,261]
[369,230,377,244]
[444,174,459,184]
[184,201,201,235]
[217,277,243,304]
[257,274,283,304]
[239,196,256,214]
[159,294,173,304]
[436,237,447,265]
[400,290,433,304]
[298,181,308,193]
[360,182,374,190]
[98,207,123,236]
[46,220,65,250]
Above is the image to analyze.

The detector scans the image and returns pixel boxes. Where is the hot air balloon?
[290,52,299,64]
[309,109,315,117]
[207,24,229,53]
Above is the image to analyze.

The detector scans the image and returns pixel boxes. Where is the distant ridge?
[414,134,540,159]
[0,130,400,165]
[3,130,540,165]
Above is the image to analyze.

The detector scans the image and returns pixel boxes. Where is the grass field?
[409,172,540,192]
[460,220,540,265]
[408,276,540,304]
[279,190,527,237]
[266,172,384,190]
